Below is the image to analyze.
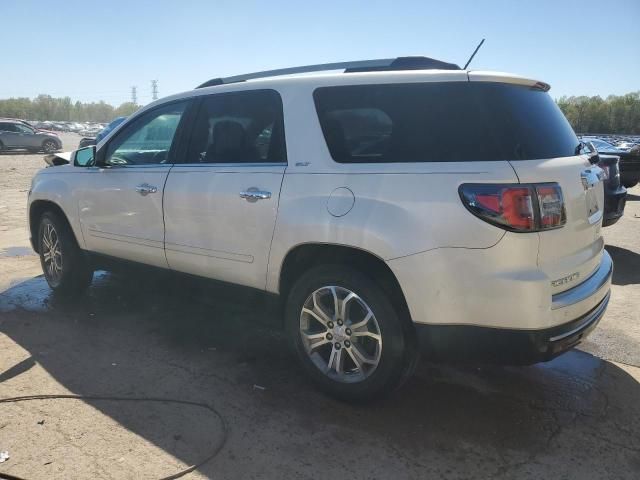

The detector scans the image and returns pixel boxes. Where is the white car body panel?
[76,165,170,268]
[163,164,285,289]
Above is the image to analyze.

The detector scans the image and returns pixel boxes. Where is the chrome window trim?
[171,162,287,168]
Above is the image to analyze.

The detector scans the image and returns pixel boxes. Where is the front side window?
[185,90,286,164]
[104,101,187,165]
[314,82,580,163]
[15,124,34,134]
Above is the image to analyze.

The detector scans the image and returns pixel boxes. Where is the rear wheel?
[42,140,58,153]
[38,211,93,294]
[285,265,417,401]
[622,178,639,189]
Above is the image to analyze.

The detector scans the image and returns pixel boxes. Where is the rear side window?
[314,82,580,163]
[185,89,286,164]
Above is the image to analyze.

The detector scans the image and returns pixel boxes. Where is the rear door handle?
[135,183,158,196]
[240,189,271,202]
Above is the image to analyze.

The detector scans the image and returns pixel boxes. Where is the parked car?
[78,116,127,148]
[582,137,640,188]
[596,154,626,226]
[0,119,62,153]
[27,57,612,400]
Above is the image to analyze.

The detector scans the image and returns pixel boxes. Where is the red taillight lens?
[535,185,566,229]
[460,183,566,232]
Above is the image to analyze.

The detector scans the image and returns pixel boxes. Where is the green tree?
[556,91,640,134]
[0,95,138,122]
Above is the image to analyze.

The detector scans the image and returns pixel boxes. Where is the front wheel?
[38,211,93,294]
[285,265,417,401]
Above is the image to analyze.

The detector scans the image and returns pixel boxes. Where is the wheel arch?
[278,243,412,323]
[29,200,80,254]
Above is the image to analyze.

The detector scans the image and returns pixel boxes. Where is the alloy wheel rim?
[44,141,55,152]
[42,223,63,282]
[299,286,382,383]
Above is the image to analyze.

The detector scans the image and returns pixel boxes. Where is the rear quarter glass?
[313,82,579,163]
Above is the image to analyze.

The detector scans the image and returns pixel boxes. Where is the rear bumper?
[602,186,626,226]
[415,291,610,365]
[389,238,613,364]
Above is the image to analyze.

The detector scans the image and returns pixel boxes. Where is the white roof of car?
[133,59,549,121]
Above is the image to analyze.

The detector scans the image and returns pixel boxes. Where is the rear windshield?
[314,82,579,163]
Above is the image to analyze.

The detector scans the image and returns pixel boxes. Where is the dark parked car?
[78,116,127,148]
[597,154,626,227]
[583,137,640,188]
[0,119,62,153]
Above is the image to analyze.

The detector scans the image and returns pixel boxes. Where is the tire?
[42,140,58,153]
[38,211,93,295]
[622,179,638,189]
[285,264,418,402]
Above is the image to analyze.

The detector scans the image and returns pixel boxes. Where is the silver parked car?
[0,119,62,153]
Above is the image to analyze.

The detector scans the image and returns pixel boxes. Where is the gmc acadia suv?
[27,57,612,400]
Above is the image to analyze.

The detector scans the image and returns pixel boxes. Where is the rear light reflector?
[536,185,566,228]
[459,183,566,232]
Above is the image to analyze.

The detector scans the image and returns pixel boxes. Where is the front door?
[78,100,189,267]
[13,123,40,148]
[163,90,287,289]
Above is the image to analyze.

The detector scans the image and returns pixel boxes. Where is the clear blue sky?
[2,0,639,106]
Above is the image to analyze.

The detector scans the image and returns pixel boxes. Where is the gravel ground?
[1,135,639,479]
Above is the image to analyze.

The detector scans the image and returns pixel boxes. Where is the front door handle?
[239,188,271,202]
[135,183,158,196]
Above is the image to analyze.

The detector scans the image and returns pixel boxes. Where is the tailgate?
[509,155,604,295]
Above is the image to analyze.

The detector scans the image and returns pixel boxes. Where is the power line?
[151,80,158,101]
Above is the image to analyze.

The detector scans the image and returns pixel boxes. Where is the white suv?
[28,57,612,400]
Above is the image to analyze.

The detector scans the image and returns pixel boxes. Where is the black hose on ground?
[0,394,228,480]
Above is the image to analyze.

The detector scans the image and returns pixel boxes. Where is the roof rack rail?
[196,56,461,89]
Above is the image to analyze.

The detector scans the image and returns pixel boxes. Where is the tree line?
[556,91,639,134]
[0,95,139,123]
[0,91,638,133]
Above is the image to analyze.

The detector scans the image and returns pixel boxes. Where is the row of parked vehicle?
[29,120,107,137]
[579,134,640,188]
[0,117,124,154]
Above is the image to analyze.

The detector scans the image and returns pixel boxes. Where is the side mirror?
[73,146,95,167]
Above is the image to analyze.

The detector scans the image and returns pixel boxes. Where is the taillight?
[459,183,566,232]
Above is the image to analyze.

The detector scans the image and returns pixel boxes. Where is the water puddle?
[0,246,36,258]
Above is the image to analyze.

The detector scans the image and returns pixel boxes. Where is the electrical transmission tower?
[151,80,158,101]
[131,86,138,105]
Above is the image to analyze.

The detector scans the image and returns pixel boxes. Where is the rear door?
[467,75,604,294]
[163,89,287,289]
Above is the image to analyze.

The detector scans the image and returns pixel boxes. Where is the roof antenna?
[463,38,485,70]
